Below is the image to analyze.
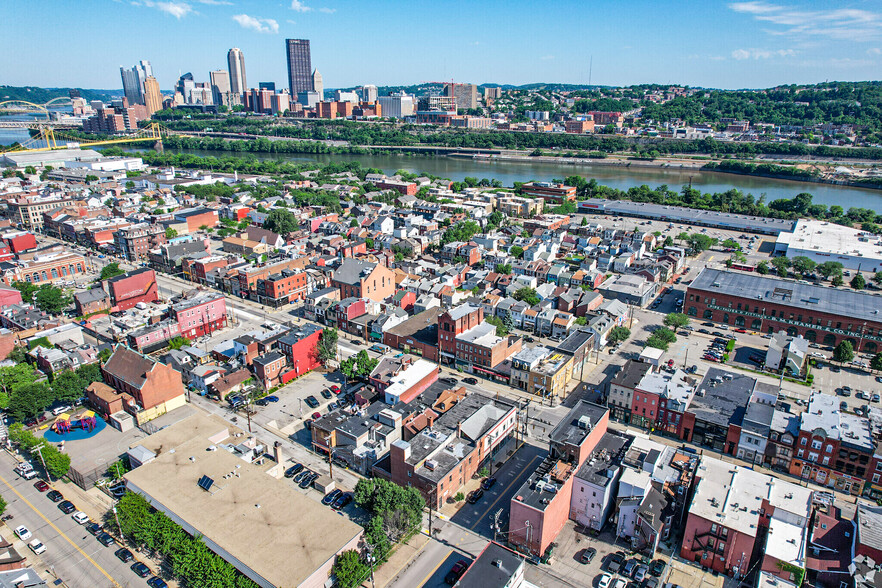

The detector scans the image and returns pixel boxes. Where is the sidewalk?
[370,532,429,588]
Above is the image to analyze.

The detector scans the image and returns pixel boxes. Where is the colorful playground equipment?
[51,411,98,435]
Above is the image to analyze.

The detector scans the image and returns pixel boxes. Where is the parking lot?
[246,369,347,436]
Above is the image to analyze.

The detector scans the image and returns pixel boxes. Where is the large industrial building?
[775,219,882,272]
[686,267,882,353]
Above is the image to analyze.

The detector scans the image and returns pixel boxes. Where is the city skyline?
[4,0,882,91]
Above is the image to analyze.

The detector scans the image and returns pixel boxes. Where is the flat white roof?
[384,358,438,401]
[778,219,882,264]
[765,515,806,566]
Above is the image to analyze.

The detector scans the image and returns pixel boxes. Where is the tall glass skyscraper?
[227,48,247,96]
[120,60,153,105]
[285,39,312,96]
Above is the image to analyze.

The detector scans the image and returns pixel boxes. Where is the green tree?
[99,262,125,280]
[494,263,512,274]
[316,328,338,364]
[34,284,71,315]
[485,315,509,337]
[263,209,299,235]
[817,261,844,279]
[834,340,855,364]
[686,234,717,254]
[721,238,740,250]
[165,227,178,239]
[332,550,369,588]
[11,280,38,303]
[607,326,631,346]
[168,336,191,350]
[851,273,866,290]
[771,256,791,277]
[790,256,817,275]
[509,245,524,259]
[663,313,690,329]
[512,287,540,306]
[7,424,71,478]
[365,237,374,249]
[832,274,844,286]
[98,348,112,363]
[871,353,882,372]
[24,166,36,175]
[756,260,770,275]
[873,271,882,287]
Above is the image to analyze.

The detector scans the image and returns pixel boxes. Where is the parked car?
[292,470,309,484]
[330,385,340,393]
[147,577,168,588]
[97,532,115,546]
[445,560,470,585]
[580,547,597,564]
[47,490,63,503]
[86,523,102,536]
[285,464,303,478]
[322,489,342,506]
[613,579,627,588]
[131,562,151,577]
[598,574,613,588]
[623,560,638,577]
[28,539,46,555]
[115,548,134,562]
[873,394,881,403]
[321,389,333,400]
[311,411,321,420]
[333,492,352,510]
[14,526,31,541]
[440,377,458,385]
[72,511,89,524]
[463,377,479,385]
[649,559,665,577]
[466,488,484,504]
[305,395,320,409]
[608,552,625,573]
[33,480,49,492]
[634,565,648,582]
[481,477,497,490]
[58,500,76,514]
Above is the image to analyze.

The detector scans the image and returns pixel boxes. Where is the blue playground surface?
[43,414,107,443]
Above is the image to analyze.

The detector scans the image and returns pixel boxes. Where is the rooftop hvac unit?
[425,460,437,471]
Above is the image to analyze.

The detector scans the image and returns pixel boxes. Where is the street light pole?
[32,444,50,483]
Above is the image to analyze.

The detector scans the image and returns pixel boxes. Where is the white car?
[28,539,46,555]
[613,579,628,588]
[598,573,613,588]
[14,526,31,541]
[72,511,89,524]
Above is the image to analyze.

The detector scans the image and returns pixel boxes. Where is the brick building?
[108,268,159,311]
[1,250,86,285]
[100,345,187,420]
[520,182,578,204]
[686,268,882,353]
[173,207,219,233]
[375,180,417,196]
[438,303,484,364]
[169,291,228,338]
[565,119,595,134]
[255,269,309,307]
[369,355,438,405]
[3,231,37,254]
[384,307,442,361]
[276,323,323,378]
[182,256,228,285]
[114,224,167,261]
[252,352,287,388]
[331,258,395,303]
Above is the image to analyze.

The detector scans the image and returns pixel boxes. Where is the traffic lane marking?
[0,472,121,587]
[417,547,452,588]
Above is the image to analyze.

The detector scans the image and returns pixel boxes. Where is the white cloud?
[141,0,193,18]
[286,19,297,25]
[731,47,795,59]
[194,0,232,4]
[868,48,882,55]
[319,7,336,13]
[232,13,279,33]
[729,2,882,42]
[290,0,312,12]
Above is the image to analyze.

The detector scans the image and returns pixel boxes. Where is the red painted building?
[173,207,219,233]
[277,324,324,377]
[182,256,228,285]
[170,291,228,338]
[3,231,37,254]
[375,180,417,196]
[255,269,309,307]
[438,303,484,363]
[0,242,12,262]
[335,298,367,334]
[108,268,159,311]
[101,345,186,411]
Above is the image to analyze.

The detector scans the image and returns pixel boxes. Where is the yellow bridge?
[0,123,169,153]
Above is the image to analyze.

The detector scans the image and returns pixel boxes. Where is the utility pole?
[113,506,122,537]
[32,444,50,483]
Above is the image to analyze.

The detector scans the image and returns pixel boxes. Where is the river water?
[3,122,882,212]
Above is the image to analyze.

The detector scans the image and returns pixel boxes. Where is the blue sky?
[3,0,882,91]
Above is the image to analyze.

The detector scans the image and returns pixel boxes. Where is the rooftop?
[777,219,882,262]
[802,391,874,452]
[611,360,654,390]
[690,367,755,428]
[549,400,608,448]
[575,431,631,487]
[456,542,524,588]
[457,321,502,347]
[124,412,362,588]
[690,267,882,325]
[857,503,882,554]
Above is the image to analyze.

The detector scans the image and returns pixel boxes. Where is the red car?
[330,385,340,394]
[33,480,49,492]
[734,328,747,334]
[312,412,321,420]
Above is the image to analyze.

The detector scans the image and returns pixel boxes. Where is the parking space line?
[0,473,121,588]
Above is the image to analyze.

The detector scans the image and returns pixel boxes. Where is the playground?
[44,411,106,443]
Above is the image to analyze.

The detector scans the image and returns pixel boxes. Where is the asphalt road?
[0,452,155,588]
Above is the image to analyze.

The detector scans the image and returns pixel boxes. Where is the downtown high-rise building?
[143,76,162,115]
[210,70,231,105]
[361,84,378,102]
[312,69,323,99]
[286,39,313,96]
[120,60,153,105]
[227,47,247,96]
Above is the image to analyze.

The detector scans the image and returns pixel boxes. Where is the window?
[811,440,822,450]
[800,437,807,446]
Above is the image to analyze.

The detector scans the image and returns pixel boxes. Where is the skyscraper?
[210,70,231,105]
[227,48,247,96]
[312,69,323,98]
[120,60,153,105]
[143,76,162,115]
[286,39,312,96]
[361,85,378,102]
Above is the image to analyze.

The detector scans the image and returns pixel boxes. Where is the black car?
[322,489,342,506]
[255,398,269,406]
[285,463,303,478]
[579,547,597,564]
[147,577,168,588]
[97,532,115,546]
[649,559,665,577]
[58,500,76,514]
[481,477,497,491]
[47,490,63,502]
[131,562,151,577]
[524,336,535,342]
[701,322,715,327]
[293,469,309,484]
[466,488,484,504]
[333,492,352,510]
[463,377,478,385]
[711,331,725,337]
[86,522,103,536]
[697,328,711,334]
[440,377,458,385]
[305,395,320,409]
[299,472,316,489]
[321,389,333,400]
[115,547,134,562]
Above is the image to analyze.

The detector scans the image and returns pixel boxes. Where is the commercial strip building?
[775,219,882,272]
[578,199,797,235]
[686,268,882,353]
[124,412,363,588]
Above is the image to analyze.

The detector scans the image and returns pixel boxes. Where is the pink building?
[508,401,610,558]
[170,291,228,338]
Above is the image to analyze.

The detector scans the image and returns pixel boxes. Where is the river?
[3,122,882,211]
[143,147,882,212]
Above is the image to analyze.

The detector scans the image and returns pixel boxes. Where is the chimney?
[457,421,462,438]
[273,441,282,464]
